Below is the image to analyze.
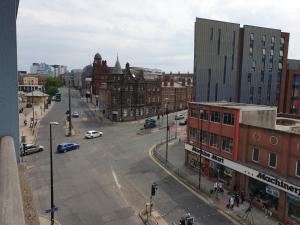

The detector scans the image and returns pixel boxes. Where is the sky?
[17,0,300,73]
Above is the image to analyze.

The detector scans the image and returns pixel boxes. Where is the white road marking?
[111,165,129,206]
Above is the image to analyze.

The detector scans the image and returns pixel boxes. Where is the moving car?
[57,143,80,153]
[21,144,44,156]
[179,119,187,126]
[144,118,156,129]
[85,130,103,139]
[175,114,184,120]
[72,111,80,118]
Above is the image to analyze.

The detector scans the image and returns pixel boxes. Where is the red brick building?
[185,102,300,224]
[91,53,111,95]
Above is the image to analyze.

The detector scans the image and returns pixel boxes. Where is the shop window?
[223,113,234,125]
[287,193,300,223]
[190,108,198,118]
[211,111,221,123]
[200,130,208,144]
[269,152,277,168]
[222,136,233,153]
[252,147,259,162]
[296,161,300,177]
[210,133,219,148]
[189,128,197,140]
[200,110,208,120]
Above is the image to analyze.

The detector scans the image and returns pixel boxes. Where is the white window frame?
[268,152,277,168]
[252,147,259,162]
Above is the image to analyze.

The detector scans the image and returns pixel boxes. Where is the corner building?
[194,18,289,110]
[185,102,300,224]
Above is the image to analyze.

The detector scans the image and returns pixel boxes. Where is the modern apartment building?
[194,18,289,109]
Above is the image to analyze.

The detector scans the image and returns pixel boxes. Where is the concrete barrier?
[0,136,26,225]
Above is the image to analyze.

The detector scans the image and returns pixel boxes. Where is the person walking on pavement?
[235,192,240,207]
[214,181,218,193]
[229,196,235,209]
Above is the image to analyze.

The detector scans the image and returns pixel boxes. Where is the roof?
[25,90,49,97]
[190,101,276,111]
[112,56,123,75]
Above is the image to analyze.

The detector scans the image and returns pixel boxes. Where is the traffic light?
[151,183,158,196]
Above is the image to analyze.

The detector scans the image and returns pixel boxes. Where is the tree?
[44,77,63,96]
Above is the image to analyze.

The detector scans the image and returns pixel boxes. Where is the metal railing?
[0,136,26,225]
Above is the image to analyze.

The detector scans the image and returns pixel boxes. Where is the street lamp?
[49,121,59,225]
[198,108,203,190]
[68,80,72,136]
[165,98,169,164]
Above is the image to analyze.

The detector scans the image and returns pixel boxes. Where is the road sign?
[45,207,59,213]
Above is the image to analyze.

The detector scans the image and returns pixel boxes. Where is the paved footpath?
[154,139,282,225]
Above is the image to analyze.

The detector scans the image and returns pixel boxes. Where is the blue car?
[72,111,80,118]
[57,143,80,153]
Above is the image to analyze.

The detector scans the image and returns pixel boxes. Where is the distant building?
[280,59,300,115]
[52,65,67,77]
[18,74,48,92]
[30,62,54,76]
[91,53,112,95]
[100,59,161,121]
[194,18,289,109]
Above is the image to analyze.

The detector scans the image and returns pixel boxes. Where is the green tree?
[44,77,63,96]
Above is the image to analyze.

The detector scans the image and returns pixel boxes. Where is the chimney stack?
[170,78,174,86]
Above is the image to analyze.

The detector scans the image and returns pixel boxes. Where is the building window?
[210,133,219,148]
[270,49,274,56]
[262,35,266,43]
[190,108,198,118]
[296,161,300,177]
[280,37,284,44]
[223,56,227,84]
[278,63,282,70]
[248,73,252,83]
[210,27,213,40]
[200,110,208,120]
[211,111,221,122]
[262,48,266,55]
[200,130,208,144]
[215,83,218,101]
[261,71,265,82]
[258,87,262,95]
[223,113,234,125]
[217,29,221,55]
[222,136,233,153]
[189,128,197,140]
[279,50,283,57]
[249,47,253,58]
[250,33,254,41]
[250,86,254,95]
[252,147,259,162]
[269,152,277,168]
[271,36,275,44]
[252,60,256,70]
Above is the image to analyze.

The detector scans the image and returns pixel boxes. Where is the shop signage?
[186,143,300,197]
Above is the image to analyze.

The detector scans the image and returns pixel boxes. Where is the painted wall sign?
[185,143,300,197]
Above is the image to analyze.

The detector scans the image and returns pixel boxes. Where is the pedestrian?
[214,181,218,193]
[240,191,245,204]
[24,119,27,126]
[230,196,235,209]
[218,181,223,193]
[235,193,240,207]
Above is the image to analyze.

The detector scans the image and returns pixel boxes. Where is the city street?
[25,87,233,225]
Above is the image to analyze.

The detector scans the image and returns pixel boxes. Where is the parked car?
[72,111,80,118]
[175,114,184,120]
[179,119,187,126]
[85,130,103,139]
[21,143,44,156]
[57,143,80,153]
[144,118,156,129]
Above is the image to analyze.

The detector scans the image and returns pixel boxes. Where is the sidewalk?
[19,102,55,144]
[153,140,282,225]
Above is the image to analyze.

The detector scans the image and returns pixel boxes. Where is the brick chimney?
[187,78,191,85]
[170,78,174,86]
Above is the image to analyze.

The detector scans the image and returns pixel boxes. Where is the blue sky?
[17,0,300,72]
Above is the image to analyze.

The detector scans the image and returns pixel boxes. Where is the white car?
[85,130,103,139]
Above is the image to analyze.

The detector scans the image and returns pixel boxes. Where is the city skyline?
[17,0,300,72]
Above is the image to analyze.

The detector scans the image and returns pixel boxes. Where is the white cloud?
[17,0,300,72]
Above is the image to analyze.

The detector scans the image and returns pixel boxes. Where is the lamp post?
[49,122,59,225]
[165,98,169,163]
[68,79,72,136]
[198,108,203,190]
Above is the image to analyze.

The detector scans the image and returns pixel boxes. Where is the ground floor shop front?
[185,143,300,224]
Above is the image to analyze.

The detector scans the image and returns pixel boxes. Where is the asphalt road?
[25,87,233,225]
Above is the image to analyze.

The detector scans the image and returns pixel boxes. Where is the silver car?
[85,130,103,139]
